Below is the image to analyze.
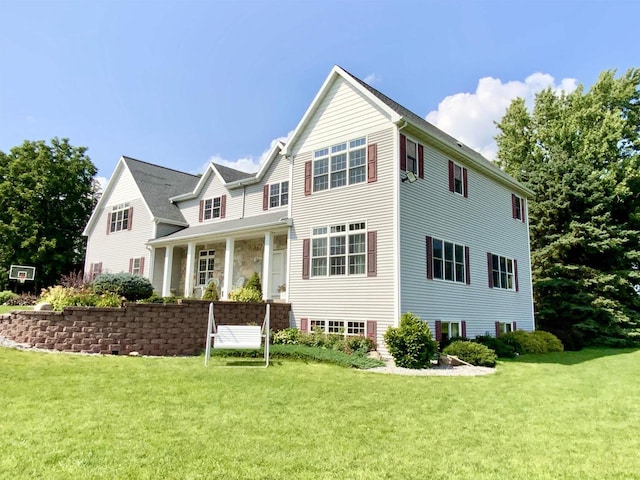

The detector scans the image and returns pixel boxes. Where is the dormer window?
[203,197,221,220]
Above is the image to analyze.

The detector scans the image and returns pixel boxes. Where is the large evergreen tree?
[496,69,640,347]
[0,138,99,290]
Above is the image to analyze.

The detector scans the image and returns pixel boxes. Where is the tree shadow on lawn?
[503,347,639,366]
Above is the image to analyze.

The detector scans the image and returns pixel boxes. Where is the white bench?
[204,303,270,367]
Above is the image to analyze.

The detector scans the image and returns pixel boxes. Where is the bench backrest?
[214,325,262,349]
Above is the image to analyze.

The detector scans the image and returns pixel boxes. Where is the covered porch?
[147,213,291,301]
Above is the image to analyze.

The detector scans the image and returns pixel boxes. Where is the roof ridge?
[122,156,200,178]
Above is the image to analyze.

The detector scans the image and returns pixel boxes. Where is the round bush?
[228,287,263,302]
[92,273,154,301]
[384,312,438,369]
[474,335,516,358]
[271,328,300,345]
[443,341,497,367]
[530,330,564,352]
[0,290,18,305]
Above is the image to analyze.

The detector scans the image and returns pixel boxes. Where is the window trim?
[203,197,222,221]
[309,319,367,337]
[488,253,517,291]
[312,220,368,278]
[429,236,469,284]
[312,137,367,193]
[269,181,289,209]
[197,249,216,286]
[109,202,131,233]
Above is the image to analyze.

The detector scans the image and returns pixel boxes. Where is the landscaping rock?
[34,302,53,311]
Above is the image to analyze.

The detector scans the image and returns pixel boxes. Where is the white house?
[83,65,535,353]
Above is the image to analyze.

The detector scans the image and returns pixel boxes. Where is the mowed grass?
[0,305,33,314]
[1,348,639,480]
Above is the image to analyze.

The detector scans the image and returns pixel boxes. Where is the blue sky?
[1,0,637,186]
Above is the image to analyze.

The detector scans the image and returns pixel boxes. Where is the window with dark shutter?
[435,320,442,342]
[304,161,312,196]
[400,134,407,171]
[302,239,310,279]
[495,321,501,338]
[199,200,204,222]
[127,207,133,230]
[465,246,470,285]
[461,320,467,338]
[448,160,455,192]
[426,236,433,279]
[514,259,519,291]
[300,318,309,333]
[367,144,377,183]
[487,252,494,288]
[367,231,377,277]
[220,195,226,218]
[263,185,269,210]
[418,144,424,179]
[139,257,145,275]
[366,320,377,342]
[463,168,468,198]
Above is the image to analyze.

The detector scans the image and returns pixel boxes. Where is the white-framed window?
[499,322,513,334]
[406,138,418,175]
[453,163,464,195]
[441,321,461,342]
[131,258,141,275]
[310,319,366,337]
[203,197,221,220]
[512,194,525,221]
[109,202,130,232]
[491,254,515,290]
[198,250,215,285]
[311,222,366,277]
[313,137,367,192]
[432,238,466,283]
[269,181,289,208]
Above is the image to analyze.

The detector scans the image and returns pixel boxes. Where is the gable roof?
[213,162,254,183]
[82,156,200,236]
[283,65,532,197]
[123,157,200,224]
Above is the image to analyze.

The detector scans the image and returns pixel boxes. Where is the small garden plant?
[384,312,438,369]
[442,341,497,367]
[229,272,263,302]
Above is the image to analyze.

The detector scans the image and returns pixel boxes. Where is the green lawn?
[0,305,33,314]
[1,348,639,479]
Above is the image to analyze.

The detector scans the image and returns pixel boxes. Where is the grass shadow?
[506,347,639,365]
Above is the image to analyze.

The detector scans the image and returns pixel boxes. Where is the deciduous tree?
[0,138,99,290]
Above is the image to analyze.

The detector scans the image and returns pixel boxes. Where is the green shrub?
[439,335,469,350]
[271,328,300,345]
[474,335,516,358]
[0,290,18,305]
[384,312,438,369]
[94,293,124,308]
[344,335,376,355]
[244,272,262,293]
[202,281,219,301]
[443,341,497,367]
[39,286,101,311]
[92,273,153,301]
[500,330,539,354]
[228,287,263,303]
[530,330,564,352]
[136,293,179,304]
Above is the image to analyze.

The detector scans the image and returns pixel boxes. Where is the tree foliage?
[0,138,99,290]
[496,68,640,346]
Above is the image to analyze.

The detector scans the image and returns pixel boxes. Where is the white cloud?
[95,176,109,192]
[364,73,381,86]
[425,73,578,160]
[200,131,294,175]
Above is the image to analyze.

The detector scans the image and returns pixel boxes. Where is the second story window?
[203,197,221,220]
[270,181,289,208]
[406,139,418,175]
[109,203,130,233]
[313,138,367,192]
[311,222,367,277]
[512,194,525,221]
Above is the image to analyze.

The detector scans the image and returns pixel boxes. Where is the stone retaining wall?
[0,300,291,356]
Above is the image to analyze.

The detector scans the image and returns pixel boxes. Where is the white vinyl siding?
[291,77,390,155]
[399,140,534,339]
[244,153,291,218]
[290,126,396,355]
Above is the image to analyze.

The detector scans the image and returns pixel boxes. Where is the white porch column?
[146,246,155,284]
[162,245,174,297]
[184,241,196,298]
[262,232,273,300]
[222,237,235,300]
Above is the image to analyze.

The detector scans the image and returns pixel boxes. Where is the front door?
[271,250,286,298]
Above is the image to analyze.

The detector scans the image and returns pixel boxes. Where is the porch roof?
[147,212,291,245]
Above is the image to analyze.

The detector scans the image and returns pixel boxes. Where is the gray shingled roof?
[123,157,200,224]
[213,162,254,183]
[341,67,520,187]
[149,211,289,243]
